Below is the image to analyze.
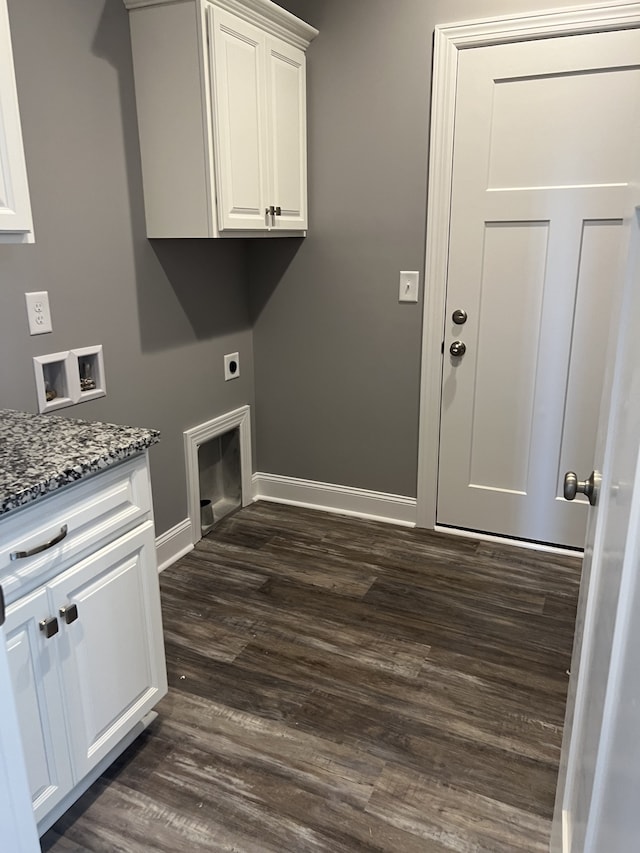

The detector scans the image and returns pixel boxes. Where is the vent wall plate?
[73,345,106,402]
[224,352,240,381]
[33,351,75,413]
[33,345,106,412]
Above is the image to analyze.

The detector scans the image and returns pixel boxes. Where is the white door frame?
[416,0,640,530]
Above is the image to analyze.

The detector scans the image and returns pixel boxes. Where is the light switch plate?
[399,271,419,303]
[25,291,53,334]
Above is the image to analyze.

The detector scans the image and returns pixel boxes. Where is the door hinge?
[441,341,444,354]
[0,585,5,626]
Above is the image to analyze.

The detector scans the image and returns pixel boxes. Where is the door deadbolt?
[449,340,466,358]
[452,309,467,325]
[564,470,601,507]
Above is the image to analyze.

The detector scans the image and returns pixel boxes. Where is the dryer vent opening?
[198,428,242,534]
[184,406,252,544]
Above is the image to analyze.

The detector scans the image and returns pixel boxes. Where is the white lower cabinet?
[2,455,167,833]
[5,588,73,825]
[49,523,166,780]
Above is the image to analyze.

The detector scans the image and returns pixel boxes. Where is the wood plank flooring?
[41,502,581,852]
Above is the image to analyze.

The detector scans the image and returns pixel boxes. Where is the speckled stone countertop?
[0,410,160,516]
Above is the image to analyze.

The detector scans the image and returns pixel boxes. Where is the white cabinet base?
[37,710,158,837]
[2,453,167,837]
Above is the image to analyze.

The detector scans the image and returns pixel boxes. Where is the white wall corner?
[252,472,417,527]
[155,518,194,572]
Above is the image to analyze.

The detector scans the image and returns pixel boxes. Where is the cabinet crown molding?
[122,0,318,49]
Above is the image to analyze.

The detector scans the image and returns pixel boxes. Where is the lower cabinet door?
[5,587,73,824]
[48,522,167,779]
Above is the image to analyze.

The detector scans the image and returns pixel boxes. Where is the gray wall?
[251,0,609,498]
[1,0,612,534]
[0,0,254,536]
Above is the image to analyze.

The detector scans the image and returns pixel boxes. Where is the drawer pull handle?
[59,604,78,625]
[39,617,59,639]
[10,524,68,561]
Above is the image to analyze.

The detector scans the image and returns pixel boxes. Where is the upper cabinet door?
[266,37,307,230]
[0,0,33,243]
[209,7,269,232]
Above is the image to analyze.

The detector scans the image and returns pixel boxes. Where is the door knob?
[564,470,601,507]
[450,340,466,357]
[39,617,59,639]
[59,604,79,625]
[452,309,467,325]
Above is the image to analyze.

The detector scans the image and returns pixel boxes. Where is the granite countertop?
[0,410,160,516]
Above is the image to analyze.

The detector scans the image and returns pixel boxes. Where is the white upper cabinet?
[124,0,317,238]
[0,0,34,243]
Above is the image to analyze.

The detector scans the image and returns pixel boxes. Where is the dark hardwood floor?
[41,502,581,852]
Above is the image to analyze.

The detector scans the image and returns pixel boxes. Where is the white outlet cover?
[399,271,419,303]
[25,291,53,334]
[224,352,240,381]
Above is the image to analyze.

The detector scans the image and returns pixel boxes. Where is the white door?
[49,523,167,779]
[209,6,269,231]
[0,598,40,852]
[265,36,307,230]
[5,586,73,823]
[437,28,640,547]
[551,204,640,851]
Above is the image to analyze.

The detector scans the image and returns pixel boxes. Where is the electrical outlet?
[25,291,53,335]
[224,352,240,381]
[399,271,419,303]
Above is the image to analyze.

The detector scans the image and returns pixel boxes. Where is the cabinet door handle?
[10,524,68,561]
[266,206,275,217]
[275,206,282,216]
[59,604,79,625]
[39,617,59,639]
[0,585,5,627]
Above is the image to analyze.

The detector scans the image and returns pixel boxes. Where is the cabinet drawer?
[0,454,153,604]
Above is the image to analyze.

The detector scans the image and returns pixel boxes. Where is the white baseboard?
[252,472,417,527]
[155,518,194,572]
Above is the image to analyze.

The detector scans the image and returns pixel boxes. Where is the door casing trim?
[416,0,640,529]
